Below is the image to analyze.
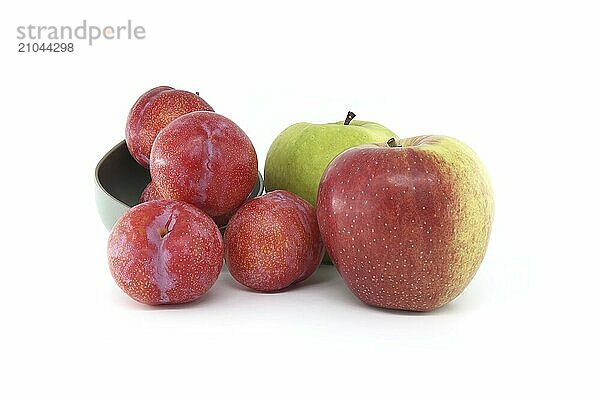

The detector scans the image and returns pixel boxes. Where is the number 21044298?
[18,42,74,53]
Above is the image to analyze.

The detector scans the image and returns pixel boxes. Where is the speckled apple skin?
[150,111,258,219]
[139,181,163,203]
[107,200,223,305]
[317,136,494,311]
[224,190,324,292]
[125,86,213,168]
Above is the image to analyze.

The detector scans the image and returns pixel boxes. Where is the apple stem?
[387,138,401,147]
[344,111,356,125]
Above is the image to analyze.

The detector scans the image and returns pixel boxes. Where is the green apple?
[265,112,398,206]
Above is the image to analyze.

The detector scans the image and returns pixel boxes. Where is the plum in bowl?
[95,140,264,231]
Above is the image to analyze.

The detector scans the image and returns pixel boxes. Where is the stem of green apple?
[387,138,401,147]
[344,111,356,125]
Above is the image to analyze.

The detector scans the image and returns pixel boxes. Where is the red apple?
[317,136,494,311]
[224,190,324,292]
[125,86,213,168]
[150,111,258,220]
[139,181,162,203]
[107,200,223,305]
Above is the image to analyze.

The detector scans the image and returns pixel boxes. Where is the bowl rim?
[95,140,133,209]
[95,140,265,211]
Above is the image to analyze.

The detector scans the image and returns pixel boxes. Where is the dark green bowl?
[95,140,264,231]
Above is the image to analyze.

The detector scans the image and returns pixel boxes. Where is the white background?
[1,0,598,398]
